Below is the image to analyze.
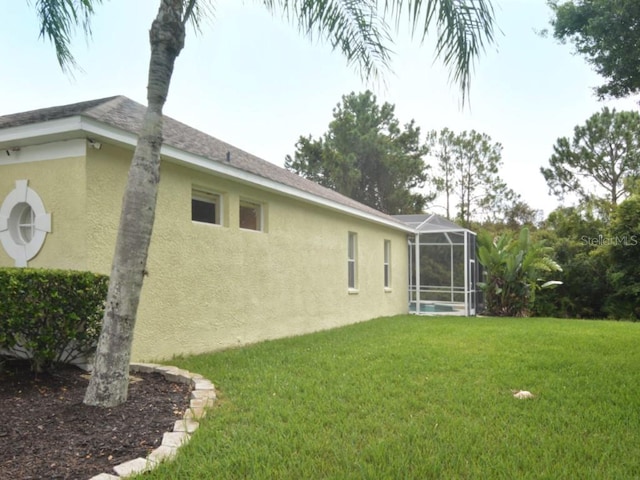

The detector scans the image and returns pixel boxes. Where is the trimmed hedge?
[0,268,108,372]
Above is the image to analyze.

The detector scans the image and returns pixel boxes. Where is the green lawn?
[135,316,640,479]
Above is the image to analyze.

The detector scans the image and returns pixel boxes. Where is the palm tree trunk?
[84,0,187,407]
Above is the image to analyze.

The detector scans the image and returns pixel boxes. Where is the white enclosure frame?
[395,214,478,316]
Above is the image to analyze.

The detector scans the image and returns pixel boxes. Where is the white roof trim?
[410,213,474,235]
[1,117,414,233]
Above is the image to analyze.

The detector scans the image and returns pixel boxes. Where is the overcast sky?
[1,0,638,218]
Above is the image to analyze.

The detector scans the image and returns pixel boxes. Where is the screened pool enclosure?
[394,214,478,316]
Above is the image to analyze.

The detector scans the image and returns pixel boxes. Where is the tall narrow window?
[192,190,221,225]
[239,200,262,231]
[384,239,391,289]
[348,232,358,290]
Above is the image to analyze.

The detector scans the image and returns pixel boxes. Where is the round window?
[0,180,51,267]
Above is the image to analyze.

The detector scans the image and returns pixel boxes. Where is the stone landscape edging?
[88,363,216,480]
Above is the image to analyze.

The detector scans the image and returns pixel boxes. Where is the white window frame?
[239,199,263,232]
[384,239,391,290]
[192,189,222,226]
[348,232,358,291]
[0,180,52,267]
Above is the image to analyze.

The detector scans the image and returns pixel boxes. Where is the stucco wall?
[86,144,409,361]
[0,143,87,269]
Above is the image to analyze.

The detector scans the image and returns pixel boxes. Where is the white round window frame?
[0,180,52,267]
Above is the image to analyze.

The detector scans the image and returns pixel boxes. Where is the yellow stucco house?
[0,96,418,361]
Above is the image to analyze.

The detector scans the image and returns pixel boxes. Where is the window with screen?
[192,190,221,225]
[239,200,262,231]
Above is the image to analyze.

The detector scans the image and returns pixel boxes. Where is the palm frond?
[182,0,215,33]
[263,0,393,81]
[532,256,563,273]
[33,0,102,72]
[383,0,497,104]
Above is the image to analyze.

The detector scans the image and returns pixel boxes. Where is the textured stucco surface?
[0,152,87,269]
[3,141,409,361]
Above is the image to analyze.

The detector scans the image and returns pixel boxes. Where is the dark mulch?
[0,358,192,480]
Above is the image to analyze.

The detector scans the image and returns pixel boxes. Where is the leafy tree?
[477,227,562,317]
[31,0,497,407]
[534,241,611,319]
[426,128,456,218]
[533,206,611,318]
[503,200,541,230]
[548,0,640,99]
[605,195,640,320]
[286,91,432,214]
[474,200,541,240]
[535,200,640,321]
[427,128,517,226]
[541,108,640,207]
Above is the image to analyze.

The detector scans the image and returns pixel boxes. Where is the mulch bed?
[0,358,193,480]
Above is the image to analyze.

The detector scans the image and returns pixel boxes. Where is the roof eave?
[1,116,414,233]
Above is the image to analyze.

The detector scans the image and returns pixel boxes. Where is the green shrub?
[605,195,640,321]
[0,268,108,371]
[533,238,612,319]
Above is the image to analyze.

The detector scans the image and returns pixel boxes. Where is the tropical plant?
[30,0,497,407]
[477,227,562,316]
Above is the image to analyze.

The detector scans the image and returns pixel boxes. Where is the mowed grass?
[135,316,640,479]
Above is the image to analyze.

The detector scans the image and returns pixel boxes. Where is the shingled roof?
[0,96,411,229]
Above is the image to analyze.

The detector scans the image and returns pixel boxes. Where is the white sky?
[1,0,638,218]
